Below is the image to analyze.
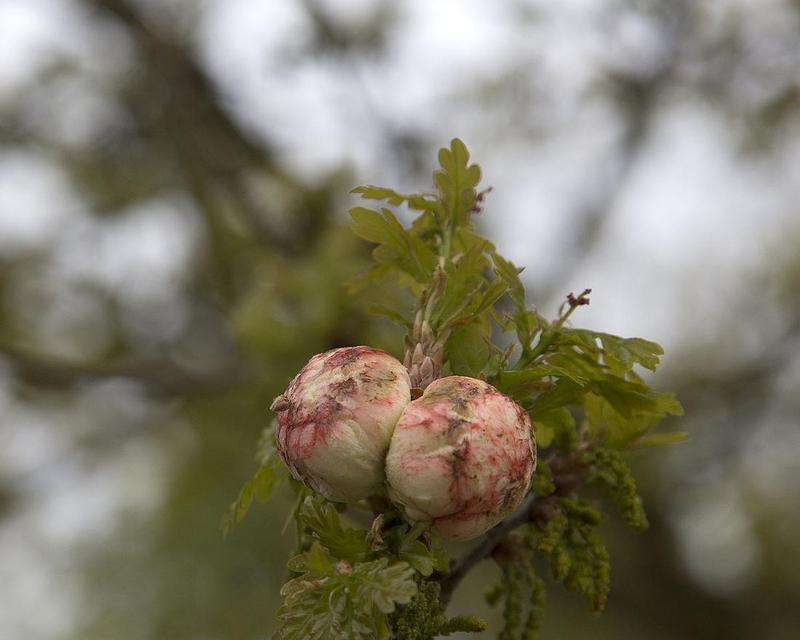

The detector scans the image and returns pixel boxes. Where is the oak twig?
[0,341,248,396]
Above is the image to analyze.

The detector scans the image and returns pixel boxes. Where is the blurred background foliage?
[0,0,799,638]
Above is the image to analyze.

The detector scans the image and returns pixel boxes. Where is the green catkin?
[535,498,612,614]
[586,528,611,613]
[391,580,444,640]
[488,550,548,640]
[531,463,556,497]
[438,616,488,635]
[535,511,567,554]
[500,563,523,640]
[589,449,649,531]
[520,553,546,640]
[392,580,487,639]
[555,415,578,454]
[485,582,506,607]
[561,498,602,526]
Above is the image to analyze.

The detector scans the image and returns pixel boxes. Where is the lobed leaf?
[299,496,372,563]
[221,421,285,536]
[220,463,283,536]
[560,329,664,376]
[584,385,683,446]
[351,185,438,212]
[277,554,416,640]
[367,303,413,329]
[635,431,689,447]
[492,252,526,310]
[350,206,437,287]
[434,138,482,227]
[357,558,418,614]
[444,316,494,378]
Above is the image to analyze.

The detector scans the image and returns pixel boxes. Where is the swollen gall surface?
[272,346,411,502]
[385,376,536,540]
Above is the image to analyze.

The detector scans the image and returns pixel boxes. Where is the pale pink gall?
[272,346,411,502]
[385,376,536,540]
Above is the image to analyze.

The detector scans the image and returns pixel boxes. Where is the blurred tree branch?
[671,316,800,460]
[87,0,332,266]
[678,318,800,403]
[0,340,249,396]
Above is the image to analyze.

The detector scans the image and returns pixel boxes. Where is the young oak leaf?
[221,421,285,536]
[434,138,482,226]
[277,556,417,640]
[220,460,283,536]
[351,185,438,212]
[299,496,373,563]
[350,206,436,287]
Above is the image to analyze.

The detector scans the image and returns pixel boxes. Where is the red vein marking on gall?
[385,376,536,540]
[271,346,411,503]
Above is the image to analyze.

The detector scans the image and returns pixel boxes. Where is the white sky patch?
[485,103,623,280]
[0,407,67,483]
[611,103,787,270]
[49,198,201,346]
[0,0,133,101]
[0,525,80,640]
[198,1,313,147]
[19,75,130,149]
[560,99,798,357]
[199,1,350,174]
[0,446,170,639]
[0,0,74,98]
[741,400,800,506]
[390,0,515,88]
[2,195,201,355]
[52,196,201,305]
[0,149,83,255]
[0,384,177,639]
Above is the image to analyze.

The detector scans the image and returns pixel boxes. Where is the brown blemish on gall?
[332,377,357,400]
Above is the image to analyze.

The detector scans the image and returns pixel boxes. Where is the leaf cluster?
[277,496,479,639]
[350,140,684,450]
[495,326,683,449]
[350,140,509,377]
[278,542,416,640]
